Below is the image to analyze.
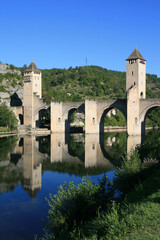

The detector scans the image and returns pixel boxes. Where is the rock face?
[0,63,21,75]
[0,63,23,106]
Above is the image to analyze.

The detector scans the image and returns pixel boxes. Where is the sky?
[0,0,160,76]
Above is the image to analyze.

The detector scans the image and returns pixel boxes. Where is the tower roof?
[126,48,146,61]
[24,61,41,74]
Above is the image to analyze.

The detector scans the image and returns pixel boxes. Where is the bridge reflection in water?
[9,132,142,198]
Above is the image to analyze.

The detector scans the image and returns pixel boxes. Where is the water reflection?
[23,136,48,197]
[0,131,158,240]
[0,132,143,198]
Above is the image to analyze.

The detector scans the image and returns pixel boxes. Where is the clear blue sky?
[0,0,160,76]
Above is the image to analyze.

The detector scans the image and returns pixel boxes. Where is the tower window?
[92,117,95,124]
[132,71,134,75]
[58,117,61,123]
[135,118,138,125]
[140,92,143,98]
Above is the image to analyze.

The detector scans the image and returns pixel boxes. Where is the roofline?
[126,57,146,61]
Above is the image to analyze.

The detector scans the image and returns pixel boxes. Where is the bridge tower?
[126,48,146,98]
[126,48,146,135]
[23,62,42,128]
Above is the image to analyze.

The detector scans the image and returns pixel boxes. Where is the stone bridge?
[50,96,160,136]
[14,48,160,137]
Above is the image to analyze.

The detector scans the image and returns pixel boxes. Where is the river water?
[0,131,155,239]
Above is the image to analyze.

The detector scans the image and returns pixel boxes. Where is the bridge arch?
[62,103,85,132]
[140,103,160,122]
[97,100,127,134]
[34,106,50,128]
[99,107,126,134]
[62,103,85,119]
[140,103,160,135]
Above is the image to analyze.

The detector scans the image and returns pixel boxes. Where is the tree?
[0,103,18,130]
[10,64,15,70]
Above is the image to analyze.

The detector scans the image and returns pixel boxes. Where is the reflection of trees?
[42,158,112,176]
[68,135,85,162]
[0,167,22,189]
[102,132,127,163]
[0,136,23,193]
[38,135,50,156]
[139,129,160,160]
[0,136,18,161]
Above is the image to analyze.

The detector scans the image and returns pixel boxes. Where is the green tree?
[0,103,18,130]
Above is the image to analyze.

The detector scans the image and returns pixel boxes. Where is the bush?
[43,176,113,238]
[115,148,160,196]
[115,149,142,194]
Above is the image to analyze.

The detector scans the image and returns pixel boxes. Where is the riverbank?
[0,128,51,137]
[79,164,160,240]
[104,126,159,132]
[37,138,160,240]
[38,165,160,240]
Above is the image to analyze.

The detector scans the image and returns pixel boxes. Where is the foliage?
[104,109,126,127]
[84,165,160,240]
[0,126,10,132]
[115,149,142,194]
[39,163,160,240]
[43,176,113,238]
[41,66,126,103]
[0,103,18,130]
[70,110,77,123]
[41,66,160,102]
[138,130,160,160]
[145,108,160,127]
[115,144,160,195]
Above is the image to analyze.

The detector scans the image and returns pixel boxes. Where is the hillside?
[41,66,160,103]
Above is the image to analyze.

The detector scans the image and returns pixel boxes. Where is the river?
[0,130,157,239]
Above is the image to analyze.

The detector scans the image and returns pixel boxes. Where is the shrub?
[115,148,160,196]
[115,149,142,194]
[44,176,113,238]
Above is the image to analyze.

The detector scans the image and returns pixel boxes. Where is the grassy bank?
[78,164,160,240]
